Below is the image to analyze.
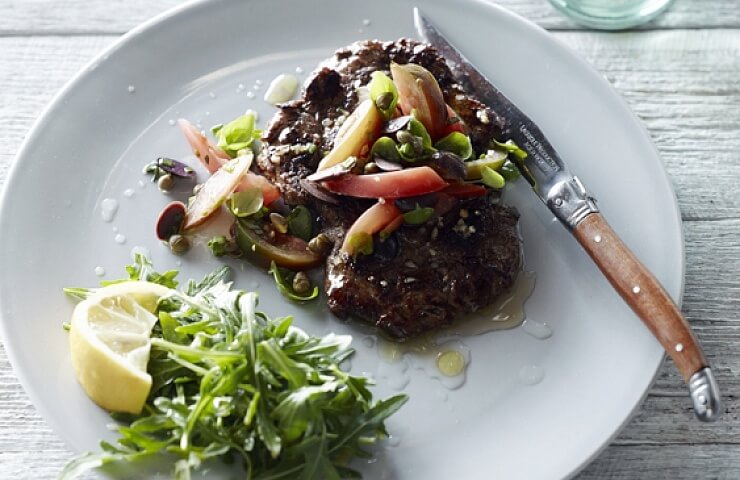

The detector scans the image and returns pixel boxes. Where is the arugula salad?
[62,256,407,479]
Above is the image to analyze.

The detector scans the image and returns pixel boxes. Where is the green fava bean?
[481,165,506,189]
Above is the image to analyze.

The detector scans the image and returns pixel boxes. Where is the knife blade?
[414,7,721,421]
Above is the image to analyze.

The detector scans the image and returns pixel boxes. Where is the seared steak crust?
[326,196,520,339]
[257,39,521,339]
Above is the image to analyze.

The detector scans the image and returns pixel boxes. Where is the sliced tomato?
[317,99,383,171]
[184,154,253,231]
[322,167,448,199]
[178,119,230,174]
[179,119,281,206]
[341,201,402,254]
[237,172,281,206]
[234,221,323,270]
[441,183,488,198]
[379,213,404,238]
[391,63,448,139]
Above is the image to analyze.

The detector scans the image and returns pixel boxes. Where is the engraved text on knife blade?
[517,123,560,176]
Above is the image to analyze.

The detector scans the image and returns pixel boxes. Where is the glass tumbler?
[548,0,675,30]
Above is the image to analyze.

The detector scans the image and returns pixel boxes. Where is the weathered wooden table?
[1,1,738,478]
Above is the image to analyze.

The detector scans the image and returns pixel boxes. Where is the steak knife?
[414,8,720,421]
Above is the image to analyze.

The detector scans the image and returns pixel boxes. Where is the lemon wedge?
[68,281,172,414]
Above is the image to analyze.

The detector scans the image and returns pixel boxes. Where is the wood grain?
[1,0,740,34]
[574,213,707,382]
[579,445,740,480]
[0,2,739,478]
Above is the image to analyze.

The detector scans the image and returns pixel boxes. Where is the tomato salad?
[150,62,523,301]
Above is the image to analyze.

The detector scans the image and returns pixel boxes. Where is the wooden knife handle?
[573,213,705,381]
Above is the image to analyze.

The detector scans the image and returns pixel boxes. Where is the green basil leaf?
[500,159,522,181]
[286,205,314,241]
[215,112,259,158]
[403,204,435,225]
[493,138,528,160]
[368,71,398,119]
[268,261,319,302]
[407,118,433,152]
[229,187,264,218]
[370,136,401,162]
[435,131,473,160]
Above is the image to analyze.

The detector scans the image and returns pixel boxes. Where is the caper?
[363,162,380,174]
[292,272,312,294]
[375,92,394,111]
[207,235,229,257]
[411,136,424,155]
[308,233,332,254]
[269,213,289,234]
[396,129,414,145]
[168,234,190,255]
[158,174,174,192]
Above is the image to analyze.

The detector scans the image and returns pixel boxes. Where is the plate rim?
[0,0,684,478]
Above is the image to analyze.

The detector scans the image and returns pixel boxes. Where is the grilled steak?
[257,39,521,339]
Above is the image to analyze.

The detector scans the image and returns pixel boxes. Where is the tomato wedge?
[184,154,253,231]
[391,63,448,139]
[239,172,281,205]
[234,221,323,270]
[341,202,402,255]
[178,118,230,174]
[321,167,448,199]
[379,213,404,239]
[179,118,281,205]
[317,99,383,171]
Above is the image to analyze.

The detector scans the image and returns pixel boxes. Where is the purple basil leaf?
[158,157,196,178]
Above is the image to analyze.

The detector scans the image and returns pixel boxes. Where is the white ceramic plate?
[0,0,681,479]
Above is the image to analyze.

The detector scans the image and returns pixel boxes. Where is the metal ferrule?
[689,367,722,422]
[546,176,599,229]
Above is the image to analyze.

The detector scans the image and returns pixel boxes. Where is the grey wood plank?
[578,444,740,480]
[556,29,740,222]
[1,0,740,35]
[1,28,739,480]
